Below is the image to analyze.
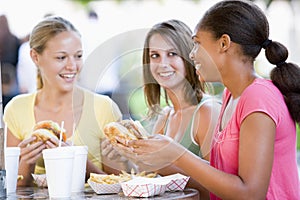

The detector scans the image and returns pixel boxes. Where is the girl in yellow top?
[4,16,123,186]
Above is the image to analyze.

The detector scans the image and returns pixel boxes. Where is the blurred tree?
[263,0,293,8]
[70,0,298,11]
[71,0,94,7]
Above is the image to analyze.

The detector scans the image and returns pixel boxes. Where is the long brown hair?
[143,19,204,116]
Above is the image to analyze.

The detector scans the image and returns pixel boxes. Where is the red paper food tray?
[88,179,121,194]
[32,174,47,188]
[121,177,170,197]
[121,182,166,197]
[162,173,190,191]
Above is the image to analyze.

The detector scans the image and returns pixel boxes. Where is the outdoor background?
[1,0,299,148]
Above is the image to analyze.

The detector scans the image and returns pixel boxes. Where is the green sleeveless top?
[163,95,213,158]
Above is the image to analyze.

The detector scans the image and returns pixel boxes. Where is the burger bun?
[104,120,149,145]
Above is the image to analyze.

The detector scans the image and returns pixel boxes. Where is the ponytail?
[263,39,300,123]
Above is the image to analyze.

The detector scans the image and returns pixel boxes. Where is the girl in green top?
[140,19,221,198]
[143,19,220,161]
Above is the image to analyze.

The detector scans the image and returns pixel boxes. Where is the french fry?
[123,169,157,178]
[89,169,158,185]
[145,172,157,178]
[89,173,130,184]
[17,175,24,181]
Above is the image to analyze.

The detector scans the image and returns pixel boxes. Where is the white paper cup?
[42,147,75,198]
[69,146,88,193]
[5,147,20,193]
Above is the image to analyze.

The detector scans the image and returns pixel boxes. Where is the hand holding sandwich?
[18,120,67,167]
[103,119,150,146]
[101,138,127,161]
[115,134,187,172]
[102,119,152,172]
[16,120,68,186]
[103,120,187,172]
[16,137,45,186]
[18,137,45,165]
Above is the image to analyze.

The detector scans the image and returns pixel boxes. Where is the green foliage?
[71,0,94,7]
[128,82,224,121]
[129,87,168,120]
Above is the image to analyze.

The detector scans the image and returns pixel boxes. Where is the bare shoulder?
[193,98,221,138]
[152,106,172,134]
[157,106,172,120]
[195,98,221,117]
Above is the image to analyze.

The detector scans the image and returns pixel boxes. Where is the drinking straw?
[71,123,76,146]
[58,121,64,147]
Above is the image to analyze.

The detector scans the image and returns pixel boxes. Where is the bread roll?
[31,120,66,143]
[104,120,149,145]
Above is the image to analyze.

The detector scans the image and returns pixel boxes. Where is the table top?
[6,187,199,199]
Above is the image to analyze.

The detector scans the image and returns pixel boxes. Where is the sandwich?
[103,119,149,145]
[31,120,67,143]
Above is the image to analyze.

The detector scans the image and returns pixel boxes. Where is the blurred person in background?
[0,14,21,109]
[17,40,37,93]
[16,13,54,94]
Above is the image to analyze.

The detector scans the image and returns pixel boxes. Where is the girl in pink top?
[211,79,298,199]
[117,0,300,199]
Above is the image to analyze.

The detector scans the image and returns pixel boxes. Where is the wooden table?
[6,187,199,199]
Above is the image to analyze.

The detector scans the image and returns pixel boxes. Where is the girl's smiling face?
[148,33,187,90]
[190,30,222,83]
[32,30,83,92]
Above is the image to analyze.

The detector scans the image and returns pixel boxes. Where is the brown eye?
[168,52,177,56]
[57,56,66,60]
[75,54,83,60]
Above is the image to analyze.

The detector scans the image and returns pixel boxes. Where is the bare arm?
[175,112,275,199]
[155,164,210,200]
[128,112,275,199]
[86,159,105,177]
[7,129,46,186]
